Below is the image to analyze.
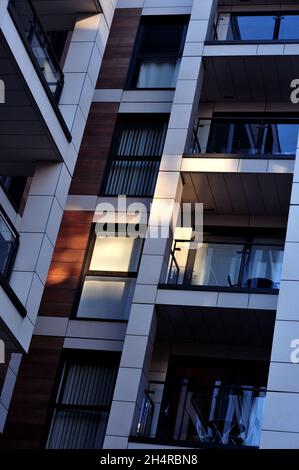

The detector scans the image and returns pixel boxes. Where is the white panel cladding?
[261,133,299,447]
[104,0,217,449]
[0,0,115,431]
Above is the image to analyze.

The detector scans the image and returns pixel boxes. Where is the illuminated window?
[76,233,143,320]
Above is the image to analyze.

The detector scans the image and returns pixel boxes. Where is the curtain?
[137,60,180,88]
[47,363,117,449]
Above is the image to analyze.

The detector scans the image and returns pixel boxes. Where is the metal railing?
[166,239,284,289]
[0,209,19,280]
[136,380,266,447]
[9,0,64,100]
[190,117,299,157]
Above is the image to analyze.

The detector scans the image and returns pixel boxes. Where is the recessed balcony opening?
[160,171,291,293]
[130,307,275,448]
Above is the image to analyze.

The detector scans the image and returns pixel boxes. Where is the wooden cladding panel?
[38,210,93,318]
[96,8,141,89]
[0,336,63,449]
[69,102,119,195]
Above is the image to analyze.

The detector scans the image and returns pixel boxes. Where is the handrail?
[173,239,284,248]
[147,380,267,394]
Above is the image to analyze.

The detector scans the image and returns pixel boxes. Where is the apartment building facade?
[0,0,299,450]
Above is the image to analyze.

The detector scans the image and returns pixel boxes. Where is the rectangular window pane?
[191,243,243,287]
[279,15,299,40]
[47,360,118,449]
[89,237,142,272]
[77,276,135,320]
[136,59,181,88]
[227,15,275,40]
[47,409,108,449]
[243,246,284,289]
[140,22,187,55]
[0,212,17,277]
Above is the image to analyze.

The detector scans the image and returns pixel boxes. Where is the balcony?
[133,381,266,448]
[8,0,64,101]
[164,237,283,293]
[190,117,299,159]
[0,208,18,280]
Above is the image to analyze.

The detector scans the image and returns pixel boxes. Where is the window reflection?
[206,120,299,156]
[279,15,299,40]
[227,15,275,40]
[219,13,299,41]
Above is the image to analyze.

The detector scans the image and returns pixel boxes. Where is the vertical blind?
[104,122,167,196]
[47,361,117,449]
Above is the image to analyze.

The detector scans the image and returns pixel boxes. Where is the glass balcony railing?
[9,0,64,100]
[135,381,266,448]
[166,239,284,290]
[0,209,18,280]
[190,117,299,157]
[213,12,299,42]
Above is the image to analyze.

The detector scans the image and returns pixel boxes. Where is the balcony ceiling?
[156,304,275,352]
[33,0,101,31]
[182,172,292,217]
[0,33,61,175]
[201,55,299,102]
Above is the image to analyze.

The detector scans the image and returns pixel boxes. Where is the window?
[102,116,168,196]
[0,208,19,279]
[76,233,143,320]
[46,354,119,449]
[218,12,299,41]
[0,176,27,210]
[128,16,188,89]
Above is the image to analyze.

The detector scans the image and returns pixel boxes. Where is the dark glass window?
[279,15,299,40]
[129,16,188,89]
[102,116,168,197]
[206,118,299,156]
[227,15,275,40]
[0,208,18,279]
[0,176,27,210]
[46,354,119,449]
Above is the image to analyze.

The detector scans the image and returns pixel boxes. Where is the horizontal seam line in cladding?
[261,429,299,434]
[64,336,125,342]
